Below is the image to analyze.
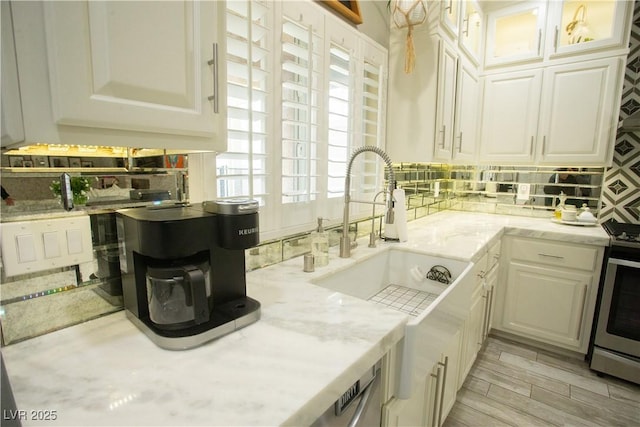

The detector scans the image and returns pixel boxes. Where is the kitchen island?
[1,211,610,426]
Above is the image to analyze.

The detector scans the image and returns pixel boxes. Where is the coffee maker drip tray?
[126,296,261,350]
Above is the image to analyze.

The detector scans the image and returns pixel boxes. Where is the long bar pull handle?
[207,43,219,113]
[554,26,559,51]
[463,17,470,36]
[486,286,494,339]
[431,367,442,427]
[440,125,446,148]
[530,136,535,156]
[575,285,588,341]
[542,135,546,156]
[457,131,463,153]
[437,356,449,427]
[538,253,564,260]
[537,29,542,56]
[481,290,489,343]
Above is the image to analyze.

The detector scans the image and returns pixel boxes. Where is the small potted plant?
[50,176,91,206]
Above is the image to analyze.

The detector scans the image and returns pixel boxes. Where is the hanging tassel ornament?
[392,0,427,74]
[405,25,415,73]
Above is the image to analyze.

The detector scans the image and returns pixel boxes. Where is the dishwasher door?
[311,362,382,427]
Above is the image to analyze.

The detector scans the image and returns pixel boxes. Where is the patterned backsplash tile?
[601,0,640,223]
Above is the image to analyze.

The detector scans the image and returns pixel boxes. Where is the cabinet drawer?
[510,238,598,271]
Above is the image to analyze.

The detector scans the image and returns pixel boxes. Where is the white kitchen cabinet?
[484,1,547,68]
[479,56,622,165]
[450,57,479,163]
[478,69,543,164]
[494,236,604,353]
[9,0,227,151]
[433,41,459,161]
[485,0,630,68]
[439,0,461,41]
[383,368,433,427]
[537,57,623,165]
[1,1,24,147]
[388,33,481,164]
[384,329,461,427]
[459,240,500,387]
[545,0,631,60]
[458,0,483,65]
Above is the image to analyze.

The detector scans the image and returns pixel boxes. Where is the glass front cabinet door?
[459,0,483,64]
[484,1,547,67]
[547,0,631,58]
[440,0,461,39]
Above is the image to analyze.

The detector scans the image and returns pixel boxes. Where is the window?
[218,1,276,233]
[218,1,388,240]
[327,45,352,199]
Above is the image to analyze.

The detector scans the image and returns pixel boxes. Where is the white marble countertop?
[0,211,610,426]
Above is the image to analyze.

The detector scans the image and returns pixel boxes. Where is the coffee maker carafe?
[146,261,211,329]
[116,200,260,350]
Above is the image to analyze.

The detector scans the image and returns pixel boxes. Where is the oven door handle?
[609,257,640,269]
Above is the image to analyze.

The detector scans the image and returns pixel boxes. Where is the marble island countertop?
[0,211,610,426]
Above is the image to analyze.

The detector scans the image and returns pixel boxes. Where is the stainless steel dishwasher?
[311,361,382,427]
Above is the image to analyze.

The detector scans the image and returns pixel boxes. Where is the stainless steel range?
[589,220,640,384]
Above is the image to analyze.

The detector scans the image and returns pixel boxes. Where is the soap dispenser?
[554,191,567,220]
[311,217,329,267]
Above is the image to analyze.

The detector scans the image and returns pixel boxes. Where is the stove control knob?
[619,232,628,240]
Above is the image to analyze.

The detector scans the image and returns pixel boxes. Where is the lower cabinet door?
[502,261,592,350]
[383,366,436,427]
[459,290,484,388]
[441,328,461,423]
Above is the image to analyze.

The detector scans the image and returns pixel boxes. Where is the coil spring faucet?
[340,146,396,258]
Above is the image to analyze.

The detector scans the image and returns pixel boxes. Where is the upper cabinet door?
[458,0,483,65]
[43,1,226,149]
[452,57,480,163]
[440,0,461,40]
[547,0,631,59]
[434,41,459,161]
[484,1,547,68]
[538,57,622,165]
[479,69,543,164]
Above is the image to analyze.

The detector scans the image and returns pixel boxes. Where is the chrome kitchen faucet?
[340,146,396,258]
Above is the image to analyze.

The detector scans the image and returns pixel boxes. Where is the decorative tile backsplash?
[245,163,605,271]
[601,0,640,223]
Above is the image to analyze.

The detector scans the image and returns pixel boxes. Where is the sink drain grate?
[369,284,439,316]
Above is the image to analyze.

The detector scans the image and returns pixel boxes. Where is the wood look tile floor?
[444,336,640,427]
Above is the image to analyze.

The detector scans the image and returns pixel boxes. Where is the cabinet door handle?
[530,136,535,156]
[481,292,489,341]
[538,253,564,260]
[542,135,546,156]
[537,29,542,56]
[430,367,442,427]
[437,356,449,427]
[485,287,494,339]
[207,43,220,113]
[457,131,463,153]
[440,125,446,148]
[576,285,588,340]
[554,26,559,51]
[445,0,452,12]
[463,17,470,36]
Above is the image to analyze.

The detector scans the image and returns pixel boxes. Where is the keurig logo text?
[238,227,258,236]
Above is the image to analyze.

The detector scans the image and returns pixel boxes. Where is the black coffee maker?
[116,200,260,350]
